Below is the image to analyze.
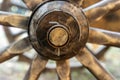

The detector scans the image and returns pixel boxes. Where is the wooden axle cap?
[48,27,69,47]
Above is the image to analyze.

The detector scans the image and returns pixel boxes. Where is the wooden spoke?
[76,48,115,80]
[22,0,44,10]
[56,60,71,80]
[86,46,110,60]
[88,27,120,47]
[91,11,120,32]
[3,27,29,63]
[0,11,29,29]
[24,55,48,80]
[82,0,99,8]
[0,37,32,63]
[69,0,84,7]
[84,0,120,22]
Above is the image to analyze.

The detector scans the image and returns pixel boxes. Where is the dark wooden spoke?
[84,0,120,22]
[22,0,43,10]
[88,27,120,47]
[76,48,115,80]
[0,11,29,29]
[56,60,71,80]
[0,37,32,63]
[24,55,48,80]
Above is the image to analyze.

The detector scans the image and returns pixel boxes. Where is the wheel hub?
[48,25,69,47]
[28,0,89,60]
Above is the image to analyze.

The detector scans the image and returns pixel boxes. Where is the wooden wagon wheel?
[1,0,109,65]
[0,0,120,80]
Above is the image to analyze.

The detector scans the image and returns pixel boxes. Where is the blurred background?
[0,0,120,80]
